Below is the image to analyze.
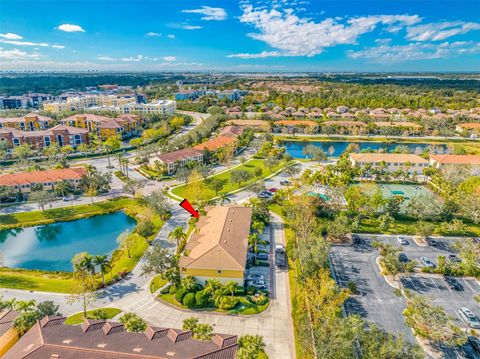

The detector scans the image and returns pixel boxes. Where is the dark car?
[352,235,362,245]
[468,336,480,355]
[256,253,269,261]
[398,253,409,263]
[448,254,461,263]
[426,237,438,246]
[444,276,463,291]
[459,342,480,359]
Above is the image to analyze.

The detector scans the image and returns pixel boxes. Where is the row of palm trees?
[73,253,111,286]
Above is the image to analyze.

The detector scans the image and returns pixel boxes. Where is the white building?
[120,100,176,115]
[350,153,430,174]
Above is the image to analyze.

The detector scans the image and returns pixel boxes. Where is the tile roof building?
[273,120,319,133]
[0,113,54,131]
[430,154,480,167]
[225,120,269,131]
[193,135,237,152]
[0,167,87,193]
[350,153,429,174]
[179,206,252,285]
[4,316,238,359]
[0,310,20,356]
[150,148,204,175]
[218,125,244,138]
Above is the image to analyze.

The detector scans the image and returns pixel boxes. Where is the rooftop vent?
[133,347,143,353]
[166,352,176,357]
[50,355,60,359]
[97,343,108,348]
[62,339,73,344]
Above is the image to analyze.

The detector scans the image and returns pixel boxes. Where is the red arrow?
[180,199,200,218]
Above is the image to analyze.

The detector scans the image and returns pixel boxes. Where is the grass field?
[171,158,285,200]
[64,308,122,325]
[149,275,168,293]
[0,197,165,293]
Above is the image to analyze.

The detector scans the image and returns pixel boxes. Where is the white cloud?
[161,56,176,62]
[0,39,49,47]
[182,6,227,21]
[0,47,41,60]
[97,56,116,61]
[51,44,65,49]
[0,33,23,40]
[406,21,480,41]
[182,25,202,30]
[227,50,281,58]
[121,55,144,62]
[348,41,480,63]
[239,5,421,57]
[167,34,176,39]
[146,32,161,37]
[57,24,85,32]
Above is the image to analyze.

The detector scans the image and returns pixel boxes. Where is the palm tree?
[93,255,111,286]
[14,299,36,313]
[251,220,265,235]
[204,279,222,301]
[248,233,267,254]
[168,226,187,249]
[216,192,231,205]
[237,334,266,359]
[225,281,238,297]
[80,254,96,275]
[54,180,71,197]
[180,276,197,292]
[3,297,16,310]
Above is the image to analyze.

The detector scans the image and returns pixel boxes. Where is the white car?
[459,308,480,329]
[396,236,409,245]
[420,257,435,268]
[246,273,264,281]
[247,279,267,290]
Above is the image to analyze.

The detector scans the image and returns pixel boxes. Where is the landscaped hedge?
[183,292,196,308]
[175,288,188,303]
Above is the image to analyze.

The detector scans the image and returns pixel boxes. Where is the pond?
[281,140,447,158]
[0,212,136,272]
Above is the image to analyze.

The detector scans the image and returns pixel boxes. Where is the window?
[74,134,82,145]
[44,136,51,147]
[13,138,20,146]
[217,270,222,274]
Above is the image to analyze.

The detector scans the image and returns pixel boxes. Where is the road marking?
[441,278,453,293]
[429,277,439,290]
[417,277,429,291]
[462,278,475,293]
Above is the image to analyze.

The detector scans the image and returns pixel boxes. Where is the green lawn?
[0,198,165,293]
[0,197,137,230]
[149,275,168,293]
[158,293,269,315]
[64,308,122,325]
[171,158,285,200]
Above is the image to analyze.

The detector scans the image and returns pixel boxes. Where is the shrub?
[89,309,108,320]
[119,313,146,332]
[183,292,196,308]
[216,296,239,310]
[253,294,269,306]
[195,289,211,307]
[161,285,172,295]
[246,286,257,295]
[169,285,178,295]
[175,288,188,303]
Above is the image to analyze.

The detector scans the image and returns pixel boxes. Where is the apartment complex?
[4,316,238,359]
[0,113,54,131]
[62,113,144,140]
[120,99,176,115]
[0,167,87,193]
[350,153,430,174]
[151,148,204,175]
[0,125,88,149]
[43,94,138,113]
[273,120,319,133]
[179,206,252,285]
[430,154,480,168]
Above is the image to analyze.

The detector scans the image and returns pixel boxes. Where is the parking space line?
[429,278,439,290]
[417,278,429,291]
[441,278,452,293]
[462,278,475,293]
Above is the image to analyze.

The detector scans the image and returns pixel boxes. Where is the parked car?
[352,235,362,245]
[275,245,286,268]
[459,308,480,329]
[398,253,409,263]
[444,275,463,291]
[420,257,435,268]
[471,237,480,245]
[459,342,480,359]
[247,279,267,290]
[468,336,480,355]
[396,236,409,245]
[448,254,461,263]
[268,187,278,193]
[280,180,291,186]
[256,253,269,261]
[62,195,76,201]
[258,191,273,199]
[246,273,265,281]
[426,238,438,246]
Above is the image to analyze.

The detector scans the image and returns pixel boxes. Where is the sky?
[0,0,479,72]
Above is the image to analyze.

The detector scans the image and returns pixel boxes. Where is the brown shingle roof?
[4,317,238,359]
[179,206,252,272]
[218,126,243,138]
[157,148,203,165]
[0,310,19,336]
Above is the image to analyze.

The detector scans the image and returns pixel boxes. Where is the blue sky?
[0,0,479,71]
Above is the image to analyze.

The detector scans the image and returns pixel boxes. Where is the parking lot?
[331,235,480,355]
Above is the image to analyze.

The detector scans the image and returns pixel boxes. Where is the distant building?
[0,96,28,109]
[273,120,319,134]
[174,90,205,101]
[0,113,54,131]
[193,135,237,152]
[121,100,176,115]
[217,90,247,101]
[4,316,238,359]
[350,153,429,174]
[179,206,252,285]
[430,154,480,168]
[0,167,87,194]
[150,148,204,175]
[225,119,270,131]
[456,123,480,136]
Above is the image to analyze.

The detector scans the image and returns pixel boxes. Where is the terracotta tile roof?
[63,113,112,123]
[350,153,428,164]
[218,125,244,137]
[226,120,269,128]
[459,123,480,129]
[0,167,86,186]
[179,206,252,272]
[0,310,19,336]
[0,124,87,137]
[274,120,318,127]
[193,136,237,151]
[430,154,480,165]
[322,121,367,127]
[375,121,422,128]
[5,317,237,359]
[0,113,54,124]
[156,148,203,164]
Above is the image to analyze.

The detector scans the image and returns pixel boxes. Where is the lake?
[0,212,137,272]
[281,140,447,158]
